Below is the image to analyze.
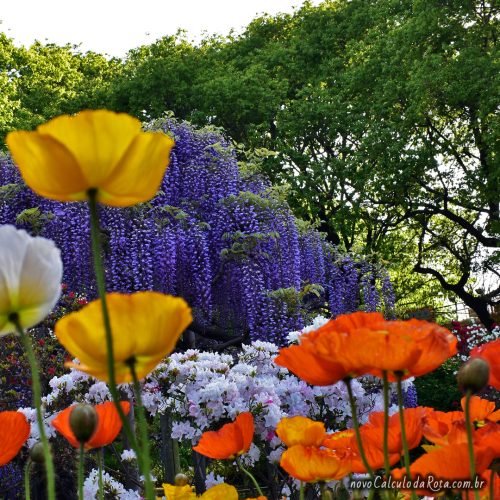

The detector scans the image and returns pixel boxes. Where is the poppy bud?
[457,358,490,394]
[30,442,45,464]
[174,473,189,486]
[321,489,334,500]
[69,404,98,444]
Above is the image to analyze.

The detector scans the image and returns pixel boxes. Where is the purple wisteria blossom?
[0,118,394,342]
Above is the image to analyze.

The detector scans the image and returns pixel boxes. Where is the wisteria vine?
[0,118,394,342]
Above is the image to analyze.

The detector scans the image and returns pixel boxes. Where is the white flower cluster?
[146,337,383,466]
[17,407,57,449]
[83,469,140,499]
[453,322,500,361]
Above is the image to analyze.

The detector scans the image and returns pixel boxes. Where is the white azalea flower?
[0,225,62,335]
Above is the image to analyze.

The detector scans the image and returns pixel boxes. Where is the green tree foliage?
[0,35,119,142]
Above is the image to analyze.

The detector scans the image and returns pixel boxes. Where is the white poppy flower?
[0,225,63,335]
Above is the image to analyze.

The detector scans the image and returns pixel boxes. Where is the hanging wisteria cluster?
[0,117,394,342]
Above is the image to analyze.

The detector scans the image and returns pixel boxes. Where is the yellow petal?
[36,110,142,186]
[6,131,88,201]
[56,292,192,384]
[99,131,175,207]
[200,483,239,500]
[132,293,192,358]
[162,483,196,499]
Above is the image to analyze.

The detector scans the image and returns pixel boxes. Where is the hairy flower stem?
[78,443,84,500]
[382,372,391,479]
[299,482,305,500]
[344,378,375,481]
[24,459,32,500]
[13,316,55,500]
[464,390,480,500]
[129,361,155,500]
[395,376,416,500]
[238,459,265,497]
[88,191,138,451]
[98,449,104,500]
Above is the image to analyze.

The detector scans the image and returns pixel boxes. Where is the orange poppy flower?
[391,443,495,486]
[362,407,426,452]
[471,339,500,390]
[0,411,30,466]
[461,396,500,426]
[193,412,254,460]
[280,444,351,482]
[422,409,466,445]
[276,416,326,447]
[461,469,500,500]
[474,422,500,457]
[274,341,352,386]
[275,312,456,384]
[323,428,396,473]
[322,409,426,473]
[52,401,130,449]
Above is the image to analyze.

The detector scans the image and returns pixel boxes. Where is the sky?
[0,0,316,58]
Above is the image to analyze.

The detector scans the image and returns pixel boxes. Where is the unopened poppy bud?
[30,442,45,464]
[69,404,98,443]
[457,358,490,394]
[321,490,334,500]
[490,458,500,474]
[174,473,189,486]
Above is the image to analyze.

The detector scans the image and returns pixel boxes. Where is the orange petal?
[274,344,349,385]
[392,443,495,482]
[276,416,326,447]
[461,396,498,424]
[52,401,130,449]
[280,445,350,482]
[193,412,254,460]
[471,339,500,390]
[0,412,30,466]
[87,402,130,449]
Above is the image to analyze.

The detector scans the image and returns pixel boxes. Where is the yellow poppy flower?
[276,416,326,447]
[162,483,196,500]
[6,110,174,207]
[199,483,238,499]
[160,482,238,500]
[55,292,192,383]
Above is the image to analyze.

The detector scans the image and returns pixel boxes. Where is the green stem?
[129,360,155,500]
[382,372,391,479]
[395,376,416,500]
[464,390,480,500]
[238,459,264,497]
[299,482,305,500]
[489,471,495,500]
[78,443,84,500]
[98,449,104,500]
[24,459,32,500]
[344,378,375,480]
[87,191,138,451]
[13,316,55,500]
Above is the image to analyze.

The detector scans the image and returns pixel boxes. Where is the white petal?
[0,225,62,335]
[0,225,30,313]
